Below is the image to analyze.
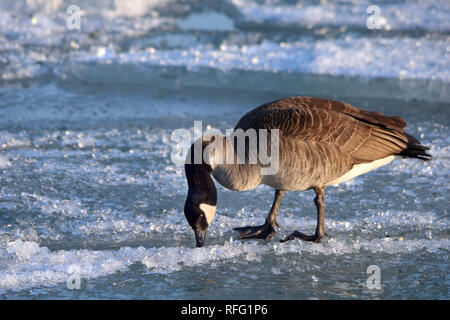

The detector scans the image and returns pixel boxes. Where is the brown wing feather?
[235,97,431,165]
[292,97,407,131]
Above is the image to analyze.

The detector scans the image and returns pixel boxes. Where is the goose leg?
[234,189,284,240]
[280,187,327,243]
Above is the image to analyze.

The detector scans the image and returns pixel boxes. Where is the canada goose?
[184,97,431,247]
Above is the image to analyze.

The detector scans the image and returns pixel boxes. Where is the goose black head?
[184,189,216,247]
[184,140,217,247]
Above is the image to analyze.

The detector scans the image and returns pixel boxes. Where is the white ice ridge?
[74,37,450,83]
[1,238,448,293]
[0,0,172,17]
[230,0,450,32]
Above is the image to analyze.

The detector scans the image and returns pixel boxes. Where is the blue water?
[0,0,449,299]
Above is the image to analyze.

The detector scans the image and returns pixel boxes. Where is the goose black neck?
[185,162,217,204]
[184,139,217,205]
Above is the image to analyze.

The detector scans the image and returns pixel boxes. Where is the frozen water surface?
[0,0,449,299]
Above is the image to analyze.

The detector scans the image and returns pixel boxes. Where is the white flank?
[327,155,397,186]
[199,203,216,225]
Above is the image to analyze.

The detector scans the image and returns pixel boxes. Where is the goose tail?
[397,133,432,161]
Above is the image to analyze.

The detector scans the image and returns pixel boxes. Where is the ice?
[230,0,450,32]
[0,155,10,168]
[179,11,235,31]
[74,37,449,83]
[0,0,169,17]
[69,36,449,102]
[0,131,31,149]
[0,0,448,103]
[1,235,448,294]
[0,0,171,81]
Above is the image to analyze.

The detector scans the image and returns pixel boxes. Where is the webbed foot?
[234,223,277,240]
[280,231,328,243]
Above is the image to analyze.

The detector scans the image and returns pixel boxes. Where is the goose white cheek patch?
[199,203,216,225]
